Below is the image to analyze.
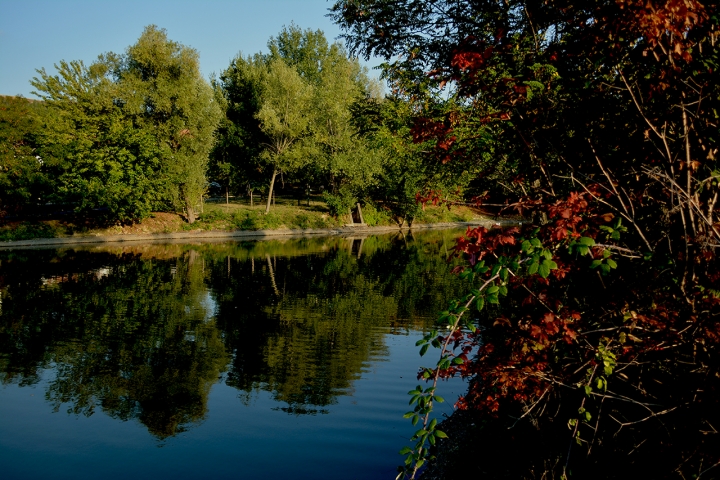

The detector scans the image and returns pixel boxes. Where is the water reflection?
[0,231,464,438]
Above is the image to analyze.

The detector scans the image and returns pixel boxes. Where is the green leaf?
[531,237,542,248]
[596,377,606,390]
[415,339,427,346]
[521,240,532,252]
[403,412,415,419]
[434,395,445,403]
[399,446,413,455]
[498,285,508,296]
[419,344,429,356]
[579,236,596,246]
[538,262,551,278]
[411,415,419,426]
[452,357,464,364]
[487,294,499,304]
[606,258,617,269]
[499,267,509,282]
[434,429,448,438]
[590,259,602,268]
[486,285,499,295]
[429,418,438,430]
[528,262,539,275]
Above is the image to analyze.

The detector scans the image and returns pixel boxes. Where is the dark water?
[0,230,468,480]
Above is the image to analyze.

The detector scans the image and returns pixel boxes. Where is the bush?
[323,189,356,217]
[0,222,57,241]
[361,202,391,226]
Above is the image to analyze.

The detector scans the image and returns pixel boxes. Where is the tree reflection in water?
[0,230,465,437]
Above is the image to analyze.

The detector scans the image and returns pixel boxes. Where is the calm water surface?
[0,230,468,479]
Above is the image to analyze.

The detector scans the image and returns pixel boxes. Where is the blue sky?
[0,0,380,98]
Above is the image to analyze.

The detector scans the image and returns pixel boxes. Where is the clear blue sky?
[0,0,380,98]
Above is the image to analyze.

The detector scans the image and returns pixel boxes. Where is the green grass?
[192,199,344,231]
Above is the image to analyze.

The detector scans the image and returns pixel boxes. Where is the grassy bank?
[0,196,485,242]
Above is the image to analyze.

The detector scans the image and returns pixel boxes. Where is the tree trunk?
[265,168,278,214]
[186,204,196,224]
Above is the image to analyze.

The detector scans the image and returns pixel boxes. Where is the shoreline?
[0,220,520,250]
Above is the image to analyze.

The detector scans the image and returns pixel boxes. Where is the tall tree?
[117,26,222,223]
[211,53,268,204]
[256,59,314,214]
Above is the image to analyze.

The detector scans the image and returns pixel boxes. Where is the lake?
[0,230,469,479]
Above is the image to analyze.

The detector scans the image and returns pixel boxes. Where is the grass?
[0,195,488,241]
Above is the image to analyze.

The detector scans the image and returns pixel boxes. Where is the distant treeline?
[0,24,473,225]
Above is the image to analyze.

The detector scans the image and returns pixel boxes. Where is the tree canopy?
[213,25,400,217]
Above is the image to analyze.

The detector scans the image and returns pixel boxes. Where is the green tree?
[269,25,385,199]
[31,61,162,223]
[312,45,383,194]
[256,59,314,214]
[117,26,222,223]
[0,96,51,217]
[211,53,269,205]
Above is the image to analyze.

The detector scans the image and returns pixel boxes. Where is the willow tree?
[268,24,384,197]
[256,59,313,214]
[118,26,221,223]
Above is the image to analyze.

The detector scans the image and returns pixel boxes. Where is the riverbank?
[0,219,516,249]
[0,200,517,248]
